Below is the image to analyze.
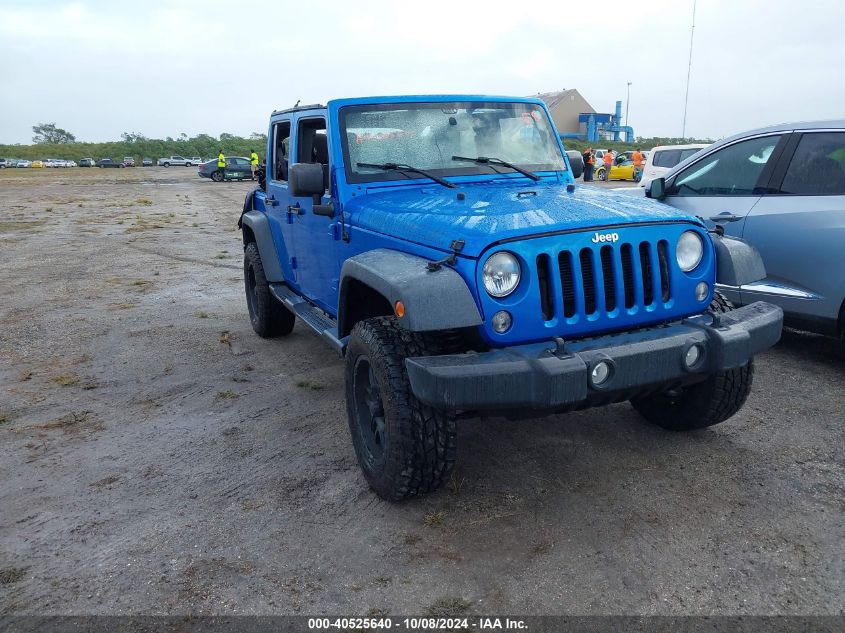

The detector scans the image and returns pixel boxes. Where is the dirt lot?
[0,168,843,616]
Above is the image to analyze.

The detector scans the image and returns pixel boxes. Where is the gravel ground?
[0,168,843,616]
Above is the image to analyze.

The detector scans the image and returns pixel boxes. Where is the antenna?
[294,99,301,107]
[681,0,697,139]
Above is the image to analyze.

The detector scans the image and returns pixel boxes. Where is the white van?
[639,143,708,187]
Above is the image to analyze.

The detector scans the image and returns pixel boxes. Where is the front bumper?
[405,301,783,412]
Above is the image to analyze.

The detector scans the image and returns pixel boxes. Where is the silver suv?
[646,120,845,339]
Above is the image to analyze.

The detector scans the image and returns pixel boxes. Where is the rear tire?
[211,170,224,182]
[598,168,607,181]
[630,293,754,431]
[243,242,294,338]
[345,317,456,501]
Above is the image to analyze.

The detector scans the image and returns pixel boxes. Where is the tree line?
[0,123,269,162]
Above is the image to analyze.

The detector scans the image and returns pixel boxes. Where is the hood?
[345,180,701,257]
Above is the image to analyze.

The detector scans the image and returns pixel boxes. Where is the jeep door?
[288,114,339,313]
[659,133,786,304]
[738,130,845,333]
[264,118,300,289]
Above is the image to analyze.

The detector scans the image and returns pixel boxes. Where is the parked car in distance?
[66,160,77,167]
[646,120,845,339]
[639,144,708,187]
[79,158,96,167]
[598,157,640,182]
[188,156,204,166]
[142,157,153,167]
[0,158,9,168]
[16,160,31,168]
[157,156,191,167]
[123,157,135,167]
[98,158,125,168]
[198,156,253,181]
[31,160,45,168]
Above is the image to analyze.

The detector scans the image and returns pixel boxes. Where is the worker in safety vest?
[602,150,614,181]
[632,148,645,182]
[217,150,226,180]
[249,150,259,178]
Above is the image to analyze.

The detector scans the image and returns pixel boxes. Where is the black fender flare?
[712,234,766,287]
[339,249,482,336]
[239,189,284,282]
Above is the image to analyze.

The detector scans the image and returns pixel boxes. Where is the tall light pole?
[625,81,632,129]
[682,0,697,139]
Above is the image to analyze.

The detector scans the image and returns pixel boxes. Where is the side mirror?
[289,163,325,197]
[565,150,584,179]
[289,162,333,218]
[647,177,666,200]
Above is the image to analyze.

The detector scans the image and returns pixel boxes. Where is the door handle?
[265,196,276,207]
[287,204,301,215]
[709,213,742,223]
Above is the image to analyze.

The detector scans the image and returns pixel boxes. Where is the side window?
[668,135,782,197]
[272,120,291,182]
[779,132,845,195]
[296,117,329,191]
[653,150,680,168]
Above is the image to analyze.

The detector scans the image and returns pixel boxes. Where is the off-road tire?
[243,242,294,338]
[345,317,457,501]
[630,293,754,431]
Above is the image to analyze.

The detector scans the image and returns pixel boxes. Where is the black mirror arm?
[312,194,334,218]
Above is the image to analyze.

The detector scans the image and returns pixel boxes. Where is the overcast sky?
[1,0,842,144]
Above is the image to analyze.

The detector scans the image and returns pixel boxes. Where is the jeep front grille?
[545,239,672,322]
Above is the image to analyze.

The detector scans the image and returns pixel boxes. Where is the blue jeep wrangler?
[239,95,783,500]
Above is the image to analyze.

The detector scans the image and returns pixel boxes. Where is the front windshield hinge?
[426,239,465,272]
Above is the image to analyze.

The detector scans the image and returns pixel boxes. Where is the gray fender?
[712,234,766,287]
[339,249,483,335]
[240,210,284,282]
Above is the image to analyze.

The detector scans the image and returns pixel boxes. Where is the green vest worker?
[217,151,225,169]
[250,150,259,178]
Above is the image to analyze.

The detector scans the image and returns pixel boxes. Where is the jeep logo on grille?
[591,232,620,244]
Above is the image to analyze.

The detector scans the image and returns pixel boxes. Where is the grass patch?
[531,540,554,555]
[45,207,53,212]
[296,379,324,390]
[17,411,103,435]
[219,331,231,345]
[0,411,12,424]
[90,475,120,488]
[0,567,27,585]
[20,369,33,381]
[216,390,238,400]
[195,311,209,319]
[52,373,79,387]
[373,576,392,586]
[214,253,228,259]
[108,302,137,310]
[424,597,471,617]
[0,219,47,233]
[135,198,153,206]
[423,511,446,527]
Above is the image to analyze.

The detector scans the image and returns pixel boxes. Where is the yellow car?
[597,158,641,182]
[31,160,44,168]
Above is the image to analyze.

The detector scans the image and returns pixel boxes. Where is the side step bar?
[269,283,348,355]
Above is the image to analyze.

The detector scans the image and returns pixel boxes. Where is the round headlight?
[676,231,704,272]
[482,252,521,297]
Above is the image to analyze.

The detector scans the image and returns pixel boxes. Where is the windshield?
[340,101,566,183]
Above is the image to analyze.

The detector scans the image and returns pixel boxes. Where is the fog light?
[590,361,611,386]
[695,281,709,301]
[685,344,703,368]
[491,310,512,333]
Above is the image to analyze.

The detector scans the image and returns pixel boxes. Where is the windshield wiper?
[452,155,541,181]
[357,162,456,189]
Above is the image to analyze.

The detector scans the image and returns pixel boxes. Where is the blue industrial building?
[537,89,634,143]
